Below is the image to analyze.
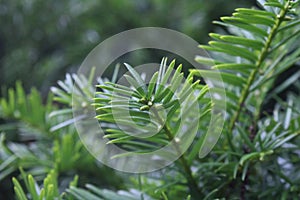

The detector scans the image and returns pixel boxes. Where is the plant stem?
[163,124,201,198]
[153,108,201,198]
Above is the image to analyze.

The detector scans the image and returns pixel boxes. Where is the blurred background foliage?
[0,0,255,94]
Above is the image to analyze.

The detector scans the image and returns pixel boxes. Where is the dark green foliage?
[0,0,299,199]
[0,0,254,92]
[0,75,124,199]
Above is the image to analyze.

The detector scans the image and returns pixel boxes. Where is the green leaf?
[278,18,300,32]
[191,69,247,86]
[98,85,138,98]
[271,132,300,149]
[206,41,257,62]
[154,85,173,103]
[232,13,275,26]
[28,175,39,200]
[49,109,73,118]
[12,177,28,200]
[160,59,176,87]
[124,63,147,96]
[111,64,120,83]
[155,58,171,97]
[69,175,79,187]
[170,70,184,92]
[239,152,260,166]
[209,33,222,40]
[156,57,168,91]
[217,18,268,37]
[124,75,146,97]
[241,161,250,181]
[0,166,16,181]
[235,8,277,17]
[51,87,72,104]
[264,2,285,9]
[147,72,159,99]
[0,155,17,172]
[194,56,221,66]
[219,35,264,50]
[261,123,282,148]
[212,63,255,71]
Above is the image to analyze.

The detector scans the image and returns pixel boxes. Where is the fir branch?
[228,0,293,137]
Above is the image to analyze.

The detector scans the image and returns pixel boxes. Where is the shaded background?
[0,0,256,95]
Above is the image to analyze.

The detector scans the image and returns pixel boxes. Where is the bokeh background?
[0,0,256,95]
